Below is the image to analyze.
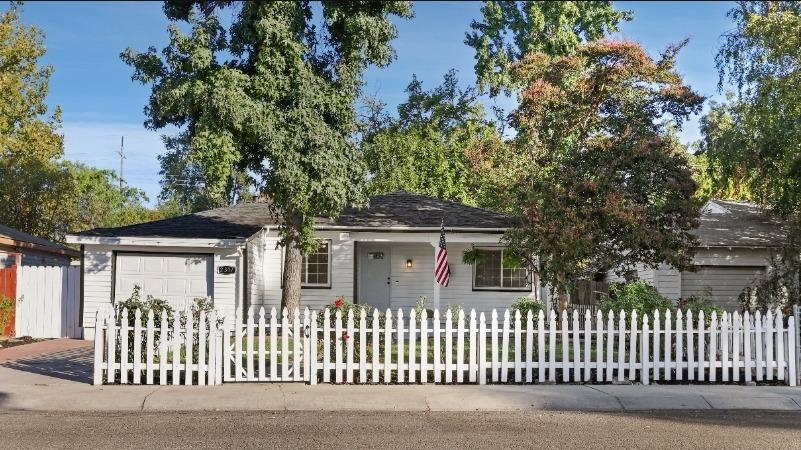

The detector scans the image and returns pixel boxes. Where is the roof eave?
[0,235,80,258]
[66,235,246,247]
[313,225,509,233]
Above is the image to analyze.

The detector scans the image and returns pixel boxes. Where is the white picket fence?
[93,308,223,385]
[94,306,798,386]
[16,266,81,338]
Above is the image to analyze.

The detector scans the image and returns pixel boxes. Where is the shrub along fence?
[94,306,798,386]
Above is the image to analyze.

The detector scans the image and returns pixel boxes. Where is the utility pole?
[118,136,125,191]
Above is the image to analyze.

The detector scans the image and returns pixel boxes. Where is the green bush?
[0,294,13,336]
[678,289,724,324]
[115,284,174,326]
[598,280,673,319]
[511,297,545,319]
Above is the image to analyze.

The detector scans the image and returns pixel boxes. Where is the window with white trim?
[301,240,331,287]
[473,248,529,290]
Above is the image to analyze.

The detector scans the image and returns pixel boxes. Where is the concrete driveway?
[1,340,93,384]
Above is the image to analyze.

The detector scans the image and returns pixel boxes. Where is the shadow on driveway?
[1,346,93,384]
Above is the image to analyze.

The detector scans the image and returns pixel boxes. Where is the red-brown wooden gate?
[0,265,17,336]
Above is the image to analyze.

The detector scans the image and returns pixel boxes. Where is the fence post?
[793,305,800,387]
[93,311,104,385]
[309,310,318,385]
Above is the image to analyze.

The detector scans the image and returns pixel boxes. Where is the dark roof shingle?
[0,224,75,252]
[78,191,512,239]
[694,199,787,247]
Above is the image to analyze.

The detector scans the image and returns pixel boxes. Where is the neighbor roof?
[77,191,513,240]
[694,199,787,247]
[0,224,80,257]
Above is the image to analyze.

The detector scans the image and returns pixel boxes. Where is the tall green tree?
[123,1,412,310]
[471,40,704,309]
[157,131,255,215]
[711,1,801,217]
[363,70,495,205]
[0,3,72,241]
[67,162,163,231]
[465,1,630,96]
[706,1,801,305]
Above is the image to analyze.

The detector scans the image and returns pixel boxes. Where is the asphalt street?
[1,410,800,449]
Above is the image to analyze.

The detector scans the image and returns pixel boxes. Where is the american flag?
[435,219,450,286]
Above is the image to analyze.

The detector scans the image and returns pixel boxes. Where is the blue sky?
[18,1,734,204]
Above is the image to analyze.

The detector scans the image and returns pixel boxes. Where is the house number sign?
[217,266,236,275]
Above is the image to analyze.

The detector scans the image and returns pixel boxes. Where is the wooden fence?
[94,306,798,386]
[93,308,223,385]
[0,265,16,336]
[16,266,80,338]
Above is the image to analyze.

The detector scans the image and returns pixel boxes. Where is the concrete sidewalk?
[2,363,801,412]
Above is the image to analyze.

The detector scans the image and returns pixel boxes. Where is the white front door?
[359,245,391,311]
[115,252,213,310]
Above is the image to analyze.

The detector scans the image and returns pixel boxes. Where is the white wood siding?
[81,244,243,339]
[249,232,355,311]
[248,234,532,313]
[682,266,766,310]
[440,243,535,312]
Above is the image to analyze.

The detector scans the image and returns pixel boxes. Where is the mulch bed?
[0,336,47,350]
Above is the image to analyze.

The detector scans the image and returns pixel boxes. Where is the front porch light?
[406,259,413,269]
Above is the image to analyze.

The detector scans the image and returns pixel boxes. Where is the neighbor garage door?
[115,253,213,309]
[681,266,765,311]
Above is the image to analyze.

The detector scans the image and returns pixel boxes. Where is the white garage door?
[681,266,765,311]
[115,253,213,310]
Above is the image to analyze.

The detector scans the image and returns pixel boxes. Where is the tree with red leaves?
[470,40,704,310]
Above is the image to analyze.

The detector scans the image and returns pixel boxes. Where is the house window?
[473,248,529,290]
[301,240,331,287]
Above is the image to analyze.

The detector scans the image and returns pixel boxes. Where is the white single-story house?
[612,199,787,310]
[0,224,79,268]
[67,192,542,339]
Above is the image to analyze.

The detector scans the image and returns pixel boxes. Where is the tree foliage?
[708,1,801,304]
[123,1,412,310]
[68,162,165,231]
[157,131,255,215]
[0,4,70,241]
[465,1,630,96]
[470,40,704,305]
[362,70,495,205]
[710,1,801,217]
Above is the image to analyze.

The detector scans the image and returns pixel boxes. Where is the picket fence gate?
[95,305,798,386]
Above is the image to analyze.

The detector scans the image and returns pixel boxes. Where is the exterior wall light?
[406,259,413,269]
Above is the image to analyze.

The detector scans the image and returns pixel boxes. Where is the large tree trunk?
[556,272,569,313]
[281,240,303,314]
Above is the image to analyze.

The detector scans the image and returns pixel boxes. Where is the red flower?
[342,333,350,341]
[334,297,345,308]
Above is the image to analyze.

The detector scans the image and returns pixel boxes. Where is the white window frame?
[301,239,332,288]
[281,239,333,289]
[471,246,530,292]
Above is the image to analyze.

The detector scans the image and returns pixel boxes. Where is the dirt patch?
[0,336,47,350]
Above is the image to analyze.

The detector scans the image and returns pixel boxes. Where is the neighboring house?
[67,192,541,339]
[610,199,786,310]
[0,224,79,268]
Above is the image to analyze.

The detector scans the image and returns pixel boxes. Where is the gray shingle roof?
[0,224,75,252]
[694,199,787,247]
[78,191,513,239]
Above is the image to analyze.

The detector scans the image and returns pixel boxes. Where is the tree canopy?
[709,1,801,217]
[0,4,171,241]
[465,1,630,96]
[362,70,496,205]
[123,1,412,310]
[703,1,801,305]
[470,40,704,307]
